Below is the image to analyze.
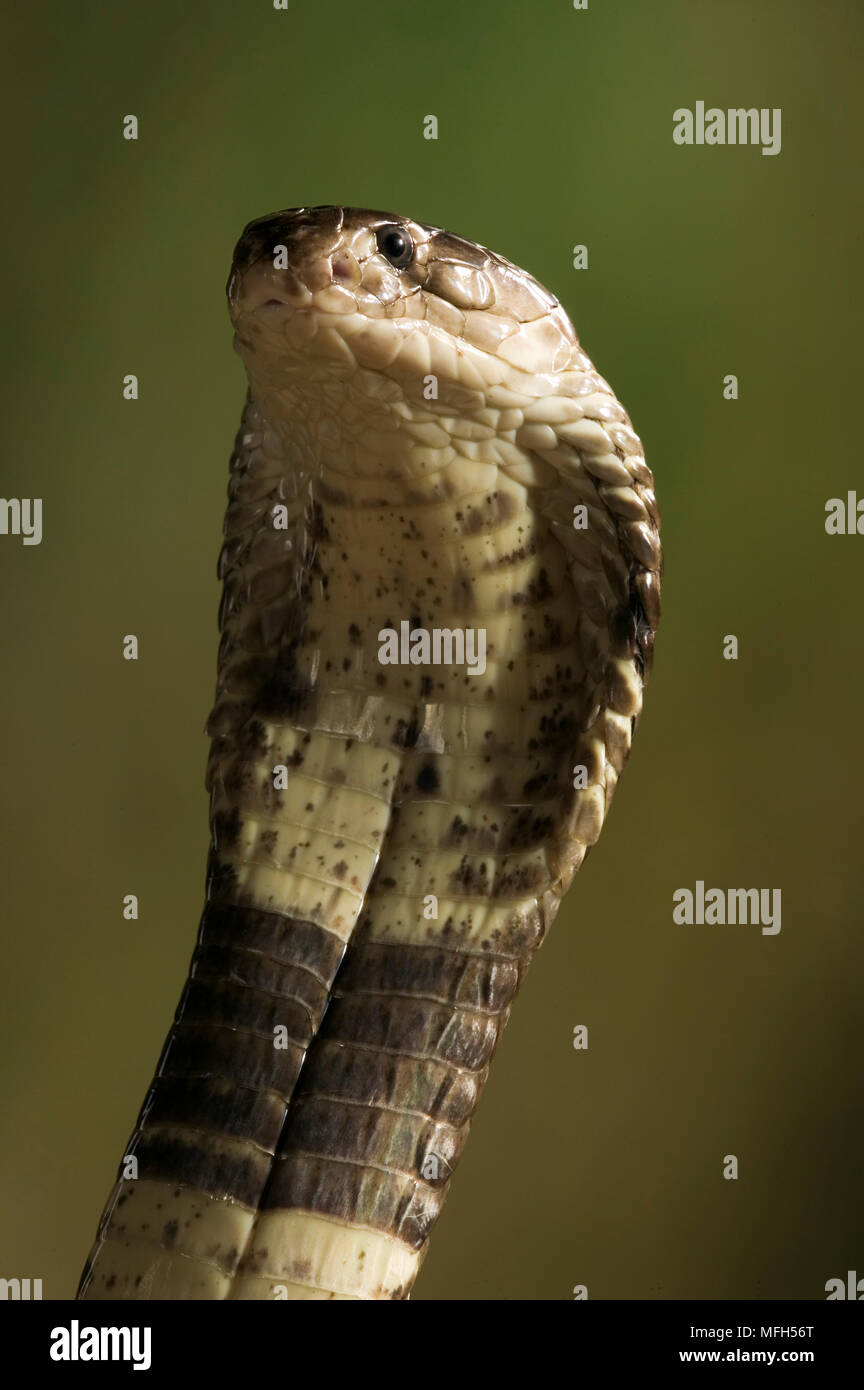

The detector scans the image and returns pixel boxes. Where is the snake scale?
[78,206,661,1300]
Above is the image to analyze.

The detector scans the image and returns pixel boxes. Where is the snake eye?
[376,224,414,270]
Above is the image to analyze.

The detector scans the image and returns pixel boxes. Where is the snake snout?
[227,207,344,302]
[229,259,311,319]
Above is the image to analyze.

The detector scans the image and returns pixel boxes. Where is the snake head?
[226,205,580,415]
[226,204,660,639]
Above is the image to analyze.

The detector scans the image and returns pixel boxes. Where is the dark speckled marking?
[442,814,469,847]
[239,718,269,756]
[258,828,278,857]
[250,647,313,720]
[213,806,243,850]
[415,762,439,793]
[458,490,517,535]
[499,808,556,851]
[522,771,551,797]
[392,715,421,750]
[512,567,553,606]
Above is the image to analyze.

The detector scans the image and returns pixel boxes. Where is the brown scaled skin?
[78,206,661,1300]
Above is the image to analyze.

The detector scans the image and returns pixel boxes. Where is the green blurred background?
[1,0,861,1301]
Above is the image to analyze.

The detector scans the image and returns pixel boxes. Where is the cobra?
[78,205,662,1300]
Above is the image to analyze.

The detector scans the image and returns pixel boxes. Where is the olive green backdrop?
[1,0,861,1301]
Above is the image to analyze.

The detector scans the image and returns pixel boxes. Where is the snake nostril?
[331,251,363,289]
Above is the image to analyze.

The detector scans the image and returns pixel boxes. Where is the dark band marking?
[141,1076,285,1150]
[334,940,520,1013]
[292,1039,481,1127]
[129,1127,269,1209]
[258,1152,444,1250]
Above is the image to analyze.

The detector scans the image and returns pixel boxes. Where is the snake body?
[78,206,661,1300]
